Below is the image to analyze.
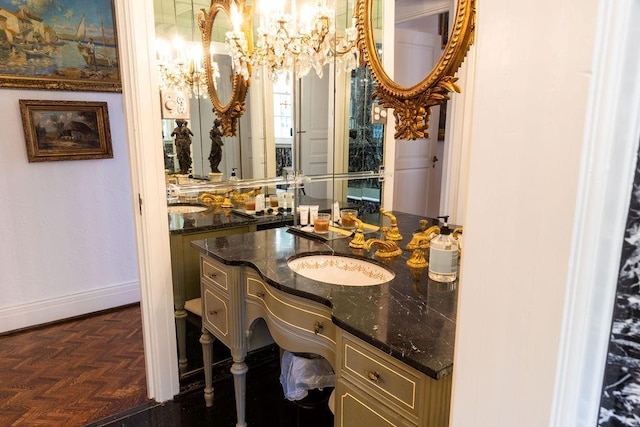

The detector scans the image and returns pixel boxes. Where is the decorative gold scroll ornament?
[198,0,252,136]
[356,0,476,140]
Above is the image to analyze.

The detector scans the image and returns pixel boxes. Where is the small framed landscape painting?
[19,99,113,162]
[0,0,121,92]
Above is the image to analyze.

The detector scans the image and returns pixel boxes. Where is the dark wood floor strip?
[0,305,148,426]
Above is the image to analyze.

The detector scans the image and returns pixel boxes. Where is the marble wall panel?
[599,141,640,426]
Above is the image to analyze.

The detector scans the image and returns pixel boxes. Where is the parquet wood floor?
[0,304,149,426]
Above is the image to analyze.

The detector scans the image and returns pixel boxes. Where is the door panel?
[392,28,441,216]
[300,73,330,199]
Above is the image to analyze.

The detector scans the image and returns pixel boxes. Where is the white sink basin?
[167,204,208,214]
[287,254,395,286]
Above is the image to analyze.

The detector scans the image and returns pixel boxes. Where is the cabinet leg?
[175,308,188,373]
[200,329,214,407]
[231,360,248,427]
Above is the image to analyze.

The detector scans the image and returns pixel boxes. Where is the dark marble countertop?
[190,212,457,380]
[168,196,357,235]
[168,205,294,234]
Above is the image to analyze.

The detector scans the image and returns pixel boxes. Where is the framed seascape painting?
[0,0,121,92]
[19,99,113,162]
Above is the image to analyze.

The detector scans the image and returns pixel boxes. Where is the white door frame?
[550,0,640,424]
[116,0,180,401]
[117,0,640,415]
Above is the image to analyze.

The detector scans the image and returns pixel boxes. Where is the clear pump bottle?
[229,167,239,181]
[428,216,459,283]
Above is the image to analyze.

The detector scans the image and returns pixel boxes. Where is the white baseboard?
[0,281,141,334]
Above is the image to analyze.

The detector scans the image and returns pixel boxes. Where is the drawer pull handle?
[313,321,324,334]
[208,310,218,316]
[256,292,265,298]
[367,371,381,383]
[206,273,217,279]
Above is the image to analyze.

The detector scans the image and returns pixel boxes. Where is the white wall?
[0,89,139,333]
[450,0,605,425]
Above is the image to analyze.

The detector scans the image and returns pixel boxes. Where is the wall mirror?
[356,0,475,140]
[198,0,249,136]
[155,0,382,186]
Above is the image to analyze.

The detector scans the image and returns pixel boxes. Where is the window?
[273,74,293,142]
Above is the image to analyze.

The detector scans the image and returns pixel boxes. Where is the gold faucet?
[231,187,262,203]
[363,227,403,258]
[348,215,367,249]
[379,209,403,241]
[406,248,428,269]
[453,227,463,258]
[199,192,224,207]
[406,225,440,251]
[221,189,234,208]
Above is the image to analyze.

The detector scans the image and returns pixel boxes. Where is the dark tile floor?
[86,351,334,427]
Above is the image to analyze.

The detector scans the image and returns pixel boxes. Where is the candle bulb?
[231,2,242,34]
[173,36,184,61]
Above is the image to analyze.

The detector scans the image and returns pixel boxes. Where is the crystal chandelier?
[156,38,219,98]
[225,3,251,82]
[226,0,358,82]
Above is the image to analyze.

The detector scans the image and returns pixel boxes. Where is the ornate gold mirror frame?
[198,0,251,136]
[356,0,476,140]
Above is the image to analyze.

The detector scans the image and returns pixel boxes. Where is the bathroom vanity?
[169,206,257,372]
[169,197,352,375]
[191,212,457,426]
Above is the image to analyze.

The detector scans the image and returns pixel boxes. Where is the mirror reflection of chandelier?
[226,0,358,82]
[156,37,219,98]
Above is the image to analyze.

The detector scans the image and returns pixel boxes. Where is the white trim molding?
[441,44,476,225]
[0,282,140,334]
[551,0,640,425]
[115,0,180,402]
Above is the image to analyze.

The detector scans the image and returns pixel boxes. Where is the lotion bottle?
[229,167,239,181]
[428,215,458,282]
[255,194,265,215]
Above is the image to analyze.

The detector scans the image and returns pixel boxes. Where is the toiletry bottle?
[332,201,340,224]
[428,215,458,283]
[255,194,265,215]
[229,168,239,181]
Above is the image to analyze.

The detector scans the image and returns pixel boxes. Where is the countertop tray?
[286,225,354,241]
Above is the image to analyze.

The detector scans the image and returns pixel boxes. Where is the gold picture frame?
[197,0,251,136]
[356,0,476,140]
[0,0,121,92]
[19,100,113,162]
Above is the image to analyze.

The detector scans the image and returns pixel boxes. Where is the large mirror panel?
[156,0,383,187]
[390,0,452,217]
[154,0,387,385]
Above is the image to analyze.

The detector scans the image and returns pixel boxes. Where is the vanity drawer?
[202,284,229,345]
[245,275,336,348]
[340,333,425,420]
[335,378,416,427]
[201,256,228,292]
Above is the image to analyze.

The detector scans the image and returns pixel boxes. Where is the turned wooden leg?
[231,360,248,427]
[175,308,188,373]
[200,329,214,407]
